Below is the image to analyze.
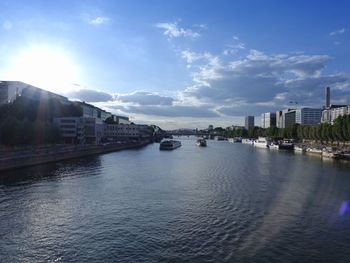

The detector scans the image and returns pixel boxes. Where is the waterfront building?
[276,108,295,128]
[284,110,297,128]
[296,108,322,125]
[0,81,69,105]
[261,112,276,128]
[276,108,322,128]
[104,124,153,142]
[54,117,101,144]
[245,116,254,130]
[116,115,131,124]
[321,105,350,124]
[74,101,110,124]
[208,125,214,131]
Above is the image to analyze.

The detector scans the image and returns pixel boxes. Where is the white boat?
[306,147,322,155]
[242,138,254,145]
[160,140,181,150]
[228,137,242,143]
[269,143,279,150]
[294,145,306,153]
[196,138,207,147]
[253,137,271,148]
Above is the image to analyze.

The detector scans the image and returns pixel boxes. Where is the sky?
[1,0,350,129]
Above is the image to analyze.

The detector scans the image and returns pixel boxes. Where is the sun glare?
[7,46,79,94]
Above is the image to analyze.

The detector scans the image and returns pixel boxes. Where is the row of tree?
[0,117,61,146]
[0,96,81,146]
[225,114,350,143]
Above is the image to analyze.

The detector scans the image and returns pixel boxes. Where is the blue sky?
[1,0,350,129]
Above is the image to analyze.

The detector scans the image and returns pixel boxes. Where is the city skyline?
[1,0,350,129]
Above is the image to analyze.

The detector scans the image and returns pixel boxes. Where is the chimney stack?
[325,86,330,108]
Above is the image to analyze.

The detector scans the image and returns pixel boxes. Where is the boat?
[269,143,279,150]
[294,145,306,153]
[337,150,350,160]
[279,140,294,150]
[306,147,322,155]
[253,137,271,148]
[242,138,254,145]
[159,140,182,150]
[228,137,242,143]
[196,138,207,147]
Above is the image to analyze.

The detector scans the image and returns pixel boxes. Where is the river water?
[1,137,350,263]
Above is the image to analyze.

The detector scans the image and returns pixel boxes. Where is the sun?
[7,45,80,94]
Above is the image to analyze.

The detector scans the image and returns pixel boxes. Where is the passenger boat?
[253,137,271,148]
[279,140,294,150]
[196,138,207,147]
[159,140,182,150]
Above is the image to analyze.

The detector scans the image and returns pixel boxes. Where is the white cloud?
[156,22,200,39]
[89,16,110,25]
[223,36,246,56]
[108,104,219,118]
[329,28,347,36]
[64,89,114,102]
[181,48,350,114]
[116,91,174,106]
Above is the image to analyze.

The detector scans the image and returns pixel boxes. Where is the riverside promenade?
[0,141,151,172]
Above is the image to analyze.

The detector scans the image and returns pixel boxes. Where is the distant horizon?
[1,0,350,129]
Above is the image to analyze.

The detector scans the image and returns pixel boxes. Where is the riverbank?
[0,141,151,172]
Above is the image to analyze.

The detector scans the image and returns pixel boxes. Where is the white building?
[321,105,350,124]
[261,112,276,128]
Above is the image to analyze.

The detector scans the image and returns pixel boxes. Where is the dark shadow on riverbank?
[0,156,102,186]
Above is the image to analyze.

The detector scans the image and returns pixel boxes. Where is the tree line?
[0,96,82,146]
[224,114,350,143]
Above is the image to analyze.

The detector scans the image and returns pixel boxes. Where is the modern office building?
[276,109,293,128]
[283,108,322,128]
[261,112,276,128]
[296,108,322,125]
[284,111,297,128]
[245,116,254,130]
